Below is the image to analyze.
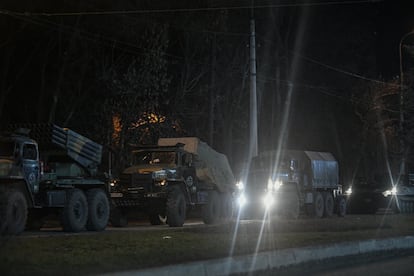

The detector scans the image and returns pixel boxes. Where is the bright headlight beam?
[268,179,283,191]
[236,181,244,191]
[237,194,247,207]
[275,180,283,190]
[263,193,274,209]
[267,178,273,191]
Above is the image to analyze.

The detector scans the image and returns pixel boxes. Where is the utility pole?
[398,30,414,179]
[209,34,217,146]
[249,13,258,158]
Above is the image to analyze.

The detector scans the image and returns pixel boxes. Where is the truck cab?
[112,144,197,201]
[0,132,41,201]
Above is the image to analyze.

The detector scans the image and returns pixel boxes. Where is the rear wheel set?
[312,191,345,218]
[61,188,110,232]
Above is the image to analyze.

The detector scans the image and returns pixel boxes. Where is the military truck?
[0,124,110,235]
[110,137,235,227]
[236,150,346,219]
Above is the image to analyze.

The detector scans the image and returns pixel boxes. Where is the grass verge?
[0,214,413,275]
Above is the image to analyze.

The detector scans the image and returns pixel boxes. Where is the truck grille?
[119,173,152,193]
[247,174,267,189]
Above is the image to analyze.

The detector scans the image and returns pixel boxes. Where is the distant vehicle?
[345,176,388,214]
[382,173,414,213]
[0,124,110,235]
[236,150,346,219]
[110,137,235,227]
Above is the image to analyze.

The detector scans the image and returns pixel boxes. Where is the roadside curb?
[106,236,414,276]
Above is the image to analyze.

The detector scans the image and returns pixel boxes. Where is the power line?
[291,51,397,86]
[5,12,185,61]
[0,1,381,17]
[255,33,398,87]
[256,75,351,102]
[3,8,249,66]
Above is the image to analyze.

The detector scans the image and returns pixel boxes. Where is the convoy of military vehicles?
[1,122,412,236]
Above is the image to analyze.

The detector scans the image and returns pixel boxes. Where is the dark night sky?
[0,0,413,178]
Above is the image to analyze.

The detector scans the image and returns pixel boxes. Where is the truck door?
[182,153,197,199]
[21,142,40,194]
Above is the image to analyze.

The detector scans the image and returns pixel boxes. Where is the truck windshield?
[132,151,177,165]
[251,156,290,171]
[0,141,15,157]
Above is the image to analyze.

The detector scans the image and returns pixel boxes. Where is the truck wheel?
[286,191,300,219]
[314,192,324,218]
[202,190,220,224]
[166,187,186,227]
[400,200,406,213]
[61,189,88,232]
[323,192,334,217]
[149,213,167,225]
[336,195,347,217]
[220,192,234,222]
[110,207,128,227]
[86,189,110,231]
[0,191,8,234]
[1,190,28,235]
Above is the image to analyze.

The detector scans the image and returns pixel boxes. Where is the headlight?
[237,194,247,207]
[109,179,117,187]
[109,178,119,191]
[236,181,244,191]
[267,178,283,191]
[263,192,274,208]
[345,186,352,195]
[383,186,397,197]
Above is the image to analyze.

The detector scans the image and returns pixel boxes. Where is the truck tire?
[110,207,128,227]
[336,195,346,217]
[202,190,220,224]
[166,186,186,227]
[323,192,334,217]
[61,189,88,232]
[149,213,167,225]
[0,191,8,234]
[86,189,110,231]
[314,192,324,218]
[1,189,28,235]
[220,192,234,222]
[221,193,234,222]
[286,191,300,219]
